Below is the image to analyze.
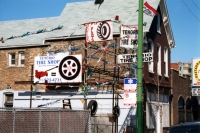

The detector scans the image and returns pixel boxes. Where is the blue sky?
[0,0,199,63]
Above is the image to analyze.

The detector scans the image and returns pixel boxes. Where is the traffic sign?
[124,78,137,106]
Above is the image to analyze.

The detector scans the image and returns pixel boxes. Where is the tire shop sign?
[120,25,138,48]
[84,20,113,43]
[117,52,153,63]
[34,54,82,83]
[124,78,137,106]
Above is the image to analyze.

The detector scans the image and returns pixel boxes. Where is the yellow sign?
[193,59,200,86]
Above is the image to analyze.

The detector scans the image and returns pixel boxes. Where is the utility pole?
[136,0,143,133]
[30,65,33,108]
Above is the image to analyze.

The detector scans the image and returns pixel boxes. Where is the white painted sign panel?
[120,25,138,48]
[118,54,137,64]
[84,20,113,43]
[118,52,153,63]
[34,54,82,84]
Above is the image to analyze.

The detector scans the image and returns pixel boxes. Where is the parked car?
[166,121,200,133]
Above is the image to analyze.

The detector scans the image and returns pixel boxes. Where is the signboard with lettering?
[34,53,82,84]
[84,20,113,43]
[192,88,200,96]
[192,58,200,87]
[117,52,153,63]
[124,78,137,106]
[120,25,138,48]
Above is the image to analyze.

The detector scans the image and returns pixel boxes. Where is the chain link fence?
[0,108,91,133]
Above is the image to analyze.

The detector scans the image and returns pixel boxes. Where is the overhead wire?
[182,0,200,23]
[192,0,200,11]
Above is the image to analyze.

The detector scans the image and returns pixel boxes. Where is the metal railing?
[118,106,135,133]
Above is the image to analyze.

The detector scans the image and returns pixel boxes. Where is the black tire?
[58,56,81,80]
[113,105,120,117]
[87,100,98,116]
[97,21,111,40]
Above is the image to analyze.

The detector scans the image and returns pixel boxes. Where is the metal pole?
[30,65,33,108]
[136,0,143,133]
[112,39,117,133]
[84,43,88,110]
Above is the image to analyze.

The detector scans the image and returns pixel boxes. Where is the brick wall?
[170,69,192,125]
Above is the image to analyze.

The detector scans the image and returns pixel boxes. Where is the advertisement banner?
[192,58,200,86]
[120,25,138,48]
[34,53,82,84]
[84,20,113,43]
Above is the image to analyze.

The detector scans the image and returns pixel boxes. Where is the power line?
[192,0,200,11]
[182,0,200,23]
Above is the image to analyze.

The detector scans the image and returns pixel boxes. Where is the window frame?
[157,44,161,75]
[157,13,161,34]
[148,39,154,73]
[8,53,16,66]
[4,93,14,107]
[18,51,25,66]
[164,47,168,77]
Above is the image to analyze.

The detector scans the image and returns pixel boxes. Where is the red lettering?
[91,27,94,42]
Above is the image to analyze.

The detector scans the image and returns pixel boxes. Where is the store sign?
[143,52,153,62]
[117,52,153,63]
[192,58,200,87]
[120,25,138,48]
[124,78,137,106]
[34,53,82,84]
[118,54,137,63]
[84,20,113,43]
[192,88,200,96]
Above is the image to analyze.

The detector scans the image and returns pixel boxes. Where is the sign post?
[136,0,144,132]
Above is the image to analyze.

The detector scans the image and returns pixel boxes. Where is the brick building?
[170,67,192,125]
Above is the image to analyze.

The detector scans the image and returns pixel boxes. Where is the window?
[18,51,25,66]
[4,93,13,107]
[157,44,161,75]
[148,39,154,73]
[164,47,168,77]
[148,92,156,101]
[159,94,169,103]
[157,13,161,34]
[9,53,16,66]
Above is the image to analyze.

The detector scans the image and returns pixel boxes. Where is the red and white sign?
[34,53,82,84]
[124,92,137,106]
[124,78,137,106]
[84,20,113,43]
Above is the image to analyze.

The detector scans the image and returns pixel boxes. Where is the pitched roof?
[0,0,160,48]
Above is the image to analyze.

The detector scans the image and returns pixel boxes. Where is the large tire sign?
[59,56,81,80]
[34,53,82,84]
